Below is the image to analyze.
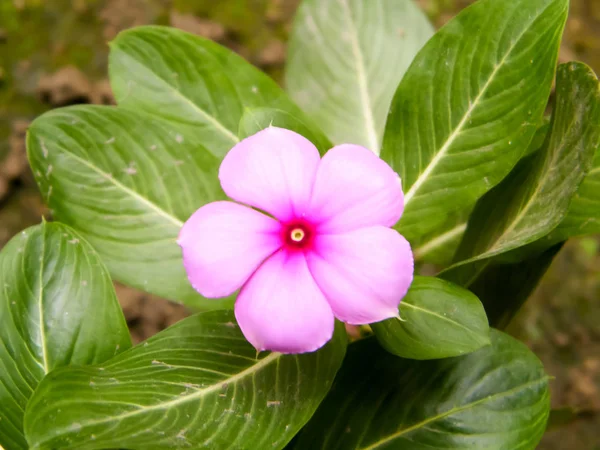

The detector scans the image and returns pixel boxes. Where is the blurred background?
[0,0,599,448]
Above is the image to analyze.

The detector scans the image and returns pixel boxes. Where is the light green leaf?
[443,62,600,287]
[238,107,332,154]
[110,26,305,159]
[381,0,568,242]
[292,330,550,450]
[0,222,131,450]
[27,106,234,310]
[411,208,470,265]
[24,311,347,450]
[544,143,600,243]
[371,276,489,360]
[523,116,552,158]
[28,26,313,309]
[286,0,433,151]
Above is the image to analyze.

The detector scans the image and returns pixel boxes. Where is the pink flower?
[178,127,414,354]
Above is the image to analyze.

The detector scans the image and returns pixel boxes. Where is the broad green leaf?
[411,208,471,265]
[24,311,347,450]
[443,62,600,287]
[238,107,332,154]
[286,0,433,151]
[28,25,312,309]
[27,106,234,310]
[523,117,551,158]
[542,144,600,244]
[292,330,550,450]
[500,142,600,258]
[0,222,130,450]
[471,243,564,329]
[110,26,305,159]
[381,0,568,242]
[371,276,489,360]
[412,118,551,266]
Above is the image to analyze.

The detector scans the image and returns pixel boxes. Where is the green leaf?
[0,222,131,450]
[110,26,305,159]
[381,0,568,242]
[28,26,313,309]
[292,330,550,450]
[442,62,600,287]
[372,276,489,360]
[411,118,551,267]
[544,143,600,243]
[238,107,332,154]
[411,208,471,265]
[27,106,234,310]
[523,116,551,158]
[286,0,433,151]
[471,242,564,328]
[24,311,347,450]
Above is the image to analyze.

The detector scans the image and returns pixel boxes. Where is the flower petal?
[306,226,414,324]
[219,127,320,222]
[235,251,334,353]
[178,201,282,298]
[308,144,404,233]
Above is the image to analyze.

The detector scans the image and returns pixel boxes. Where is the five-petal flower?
[178,127,414,354]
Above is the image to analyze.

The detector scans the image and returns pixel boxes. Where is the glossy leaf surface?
[27,106,233,310]
[372,276,489,360]
[444,62,600,287]
[412,118,551,266]
[381,0,568,242]
[292,331,550,450]
[28,26,309,308]
[0,222,130,450]
[543,144,600,244]
[111,26,304,158]
[411,209,470,266]
[25,311,347,450]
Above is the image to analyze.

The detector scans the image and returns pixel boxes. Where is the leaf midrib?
[403,5,552,206]
[339,0,379,152]
[37,136,184,228]
[37,224,49,374]
[400,301,483,338]
[359,376,549,450]
[39,351,282,440]
[485,112,581,255]
[413,222,467,260]
[115,47,240,146]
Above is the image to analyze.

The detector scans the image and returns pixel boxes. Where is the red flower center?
[282,220,314,250]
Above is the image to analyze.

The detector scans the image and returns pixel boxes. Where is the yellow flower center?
[290,228,305,242]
